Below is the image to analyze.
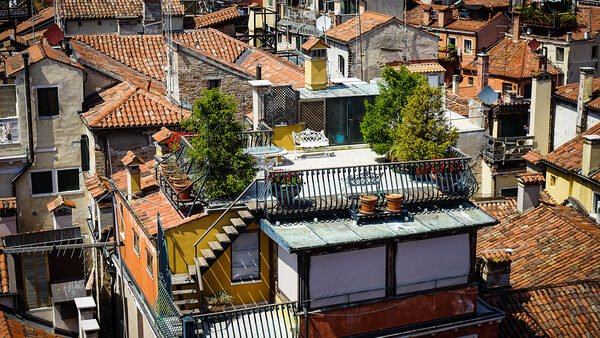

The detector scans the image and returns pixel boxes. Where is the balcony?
[482,135,534,164]
[258,148,478,221]
[0,118,18,144]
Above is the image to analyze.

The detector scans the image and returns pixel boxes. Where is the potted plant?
[168,172,188,184]
[385,194,403,213]
[205,291,233,313]
[172,180,192,201]
[359,194,378,215]
[269,171,303,206]
[160,161,178,177]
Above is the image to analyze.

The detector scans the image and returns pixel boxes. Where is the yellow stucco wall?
[546,168,599,213]
[165,211,271,306]
[494,173,519,196]
[305,59,327,90]
[273,124,305,151]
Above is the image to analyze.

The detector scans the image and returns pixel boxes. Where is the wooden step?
[215,233,231,244]
[179,308,202,316]
[171,273,194,286]
[188,265,197,277]
[200,248,216,261]
[230,217,247,229]
[194,256,208,269]
[237,209,254,222]
[223,225,239,237]
[208,241,224,252]
[174,298,199,306]
[172,289,196,297]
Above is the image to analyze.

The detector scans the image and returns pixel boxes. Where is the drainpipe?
[23,52,34,165]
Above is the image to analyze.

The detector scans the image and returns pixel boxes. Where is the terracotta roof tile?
[0,7,54,43]
[457,85,478,98]
[445,12,504,32]
[523,150,544,165]
[56,0,184,19]
[445,91,471,117]
[0,198,16,212]
[540,189,557,206]
[5,43,84,76]
[478,205,600,289]
[82,82,190,129]
[480,249,512,263]
[405,62,445,74]
[0,252,8,294]
[0,311,59,337]
[47,195,77,212]
[326,11,395,43]
[173,29,246,64]
[185,5,241,29]
[460,0,509,8]
[121,150,146,166]
[476,197,519,223]
[525,6,600,41]
[405,3,450,26]
[517,171,545,184]
[301,36,329,50]
[152,126,173,143]
[554,77,600,106]
[84,174,112,199]
[463,36,561,80]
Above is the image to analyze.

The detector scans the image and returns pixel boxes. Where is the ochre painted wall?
[546,167,598,213]
[165,211,271,306]
[273,124,305,151]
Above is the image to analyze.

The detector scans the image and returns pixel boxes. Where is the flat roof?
[298,82,379,100]
[260,203,497,252]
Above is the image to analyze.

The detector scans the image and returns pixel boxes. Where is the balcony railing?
[241,120,274,148]
[259,148,477,220]
[482,135,534,164]
[282,6,318,23]
[0,118,18,144]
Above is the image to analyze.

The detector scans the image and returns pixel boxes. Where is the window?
[500,187,518,197]
[592,192,600,218]
[555,47,564,62]
[30,169,80,196]
[338,55,345,76]
[593,46,598,59]
[447,36,456,48]
[80,135,90,171]
[146,249,154,277]
[340,0,357,14]
[468,77,474,85]
[231,232,260,282]
[37,87,59,117]
[549,174,557,187]
[207,79,221,90]
[133,229,140,255]
[310,49,326,58]
[502,82,513,93]
[463,39,473,55]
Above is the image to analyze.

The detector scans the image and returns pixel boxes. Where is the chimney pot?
[478,250,512,289]
[452,75,460,94]
[476,52,489,91]
[582,135,600,176]
[577,67,595,133]
[513,14,521,41]
[516,172,544,212]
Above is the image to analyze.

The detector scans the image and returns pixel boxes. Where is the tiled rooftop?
[405,62,446,74]
[445,91,471,117]
[0,311,58,337]
[405,3,451,26]
[184,5,241,29]
[82,82,190,129]
[460,0,509,8]
[463,36,561,80]
[523,150,544,165]
[47,195,77,212]
[5,43,84,76]
[478,205,600,289]
[445,12,504,32]
[152,126,174,143]
[485,281,600,337]
[84,174,111,199]
[326,11,395,43]
[475,197,519,223]
[554,77,600,111]
[517,171,545,184]
[0,198,16,212]
[525,6,600,41]
[0,7,54,43]
[56,0,184,19]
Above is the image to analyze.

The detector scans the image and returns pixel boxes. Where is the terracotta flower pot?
[359,195,378,215]
[169,173,188,184]
[173,181,191,200]
[386,194,404,213]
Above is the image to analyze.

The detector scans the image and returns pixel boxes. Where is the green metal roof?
[260,203,497,253]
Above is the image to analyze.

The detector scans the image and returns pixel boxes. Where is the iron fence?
[482,134,534,164]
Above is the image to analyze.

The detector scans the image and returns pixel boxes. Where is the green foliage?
[181,89,255,200]
[360,66,425,155]
[388,85,458,161]
[206,291,234,305]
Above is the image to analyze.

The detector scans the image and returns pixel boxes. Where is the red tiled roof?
[185,5,241,29]
[553,77,600,112]
[405,3,451,26]
[5,43,84,76]
[463,37,561,80]
[517,171,545,184]
[0,311,58,337]
[152,126,173,143]
[478,205,600,289]
[485,281,600,337]
[460,0,509,8]
[457,85,478,98]
[0,252,8,294]
[445,91,471,117]
[0,7,54,43]
[56,0,184,19]
[301,36,330,50]
[405,62,445,74]
[82,82,190,129]
[0,198,16,212]
[173,29,246,64]
[121,150,146,166]
[72,34,166,82]
[480,249,512,263]
[476,197,519,223]
[525,6,600,42]
[523,150,543,165]
[542,122,600,182]
[326,11,395,43]
[445,12,504,32]
[47,195,76,212]
[84,174,111,199]
[540,189,557,206]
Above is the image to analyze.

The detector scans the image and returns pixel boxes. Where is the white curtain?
[277,246,298,301]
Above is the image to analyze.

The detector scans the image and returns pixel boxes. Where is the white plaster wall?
[277,245,298,302]
[565,38,600,84]
[553,101,578,149]
[456,130,485,161]
[396,234,470,294]
[65,19,120,35]
[588,111,600,133]
[326,44,349,80]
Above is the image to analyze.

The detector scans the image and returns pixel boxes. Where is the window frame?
[549,174,557,187]
[463,38,473,55]
[207,79,221,90]
[230,231,261,284]
[338,55,345,77]
[555,47,565,63]
[447,36,457,47]
[132,228,140,256]
[592,46,598,60]
[500,187,518,197]
[35,86,60,118]
[591,191,600,219]
[30,170,54,196]
[30,168,81,197]
[146,248,154,278]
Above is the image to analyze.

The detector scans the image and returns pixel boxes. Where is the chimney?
[121,151,145,200]
[476,52,489,91]
[437,8,452,28]
[248,79,272,130]
[512,14,520,41]
[478,250,512,289]
[422,7,432,26]
[302,36,330,91]
[452,74,460,94]
[576,67,595,134]
[581,135,600,176]
[516,172,544,212]
[530,73,552,155]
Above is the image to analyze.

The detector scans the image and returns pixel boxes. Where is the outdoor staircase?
[171,208,254,316]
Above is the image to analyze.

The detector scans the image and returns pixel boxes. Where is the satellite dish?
[316,16,332,33]
[478,85,499,105]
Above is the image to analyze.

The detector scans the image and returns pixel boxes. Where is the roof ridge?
[485,279,600,296]
[546,205,600,244]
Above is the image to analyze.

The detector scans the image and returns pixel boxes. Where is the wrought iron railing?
[282,6,317,23]
[195,301,298,338]
[260,148,477,220]
[241,121,274,148]
[482,134,534,164]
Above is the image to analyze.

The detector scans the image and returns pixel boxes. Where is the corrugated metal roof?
[261,203,497,252]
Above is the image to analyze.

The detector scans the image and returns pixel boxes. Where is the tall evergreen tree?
[181,89,255,199]
[360,66,425,155]
[388,84,458,161]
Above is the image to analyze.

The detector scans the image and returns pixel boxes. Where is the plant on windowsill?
[269,171,303,206]
[205,291,234,313]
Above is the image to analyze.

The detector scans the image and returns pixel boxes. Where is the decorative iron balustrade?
[241,121,274,148]
[282,6,318,23]
[195,301,298,338]
[260,148,477,220]
[482,134,534,164]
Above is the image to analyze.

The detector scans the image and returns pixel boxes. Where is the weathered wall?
[83,67,119,99]
[366,0,406,19]
[476,14,510,52]
[13,59,90,234]
[565,37,600,84]
[326,41,350,79]
[65,19,120,35]
[545,167,599,214]
[553,100,578,149]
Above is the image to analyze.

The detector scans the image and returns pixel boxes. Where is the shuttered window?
[80,135,90,172]
[22,253,50,308]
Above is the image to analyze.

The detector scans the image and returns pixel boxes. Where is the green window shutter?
[80,134,90,172]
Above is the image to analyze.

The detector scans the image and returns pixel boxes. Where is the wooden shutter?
[22,254,50,308]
